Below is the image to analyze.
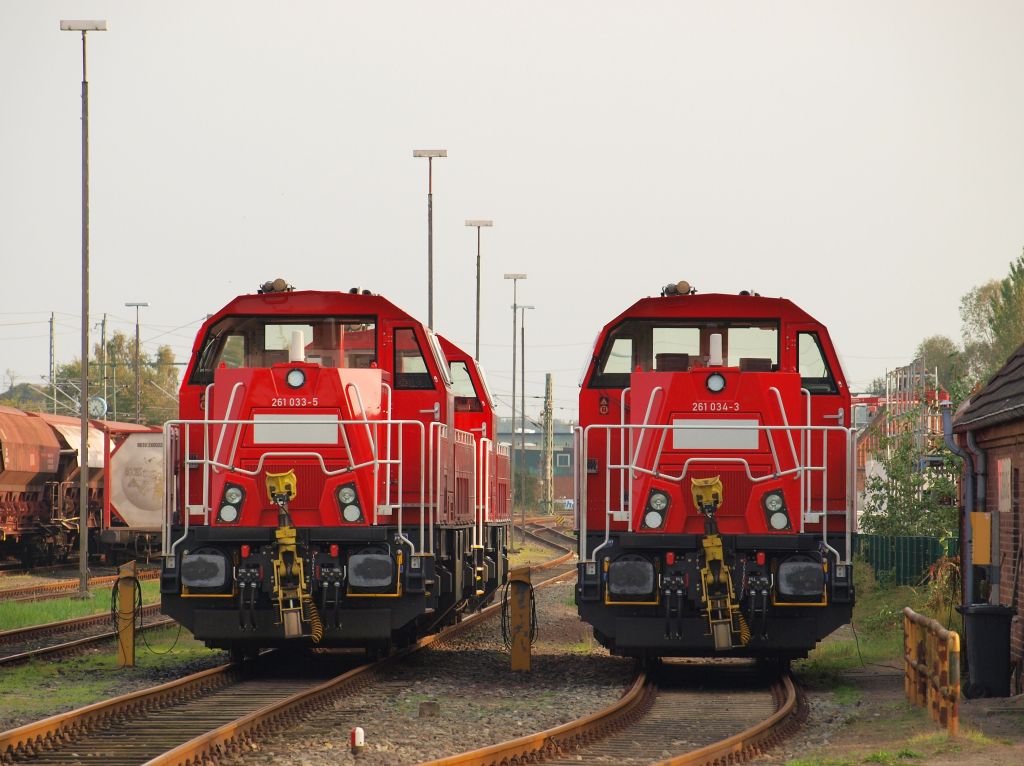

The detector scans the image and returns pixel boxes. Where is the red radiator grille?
[684,468,751,518]
[245,462,330,511]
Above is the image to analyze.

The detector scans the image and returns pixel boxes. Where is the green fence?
[853,534,959,586]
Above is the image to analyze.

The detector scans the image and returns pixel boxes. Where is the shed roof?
[954,344,1024,432]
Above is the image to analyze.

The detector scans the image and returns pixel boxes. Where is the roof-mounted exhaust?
[259,278,293,294]
[662,280,694,297]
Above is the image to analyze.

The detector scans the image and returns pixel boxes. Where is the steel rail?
[418,672,653,766]
[0,568,159,603]
[0,663,239,763]
[0,541,577,766]
[425,672,799,766]
[525,523,578,548]
[0,604,161,646]
[652,673,800,766]
[0,617,175,668]
[143,556,577,766]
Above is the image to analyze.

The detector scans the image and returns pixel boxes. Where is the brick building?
[952,345,1024,675]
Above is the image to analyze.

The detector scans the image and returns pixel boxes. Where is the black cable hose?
[109,575,183,656]
[500,580,538,649]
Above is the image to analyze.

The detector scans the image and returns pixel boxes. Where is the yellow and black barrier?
[902,606,960,735]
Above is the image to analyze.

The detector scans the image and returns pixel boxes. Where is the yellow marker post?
[117,560,136,668]
[509,566,533,672]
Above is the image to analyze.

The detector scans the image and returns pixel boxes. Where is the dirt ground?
[758,661,1024,766]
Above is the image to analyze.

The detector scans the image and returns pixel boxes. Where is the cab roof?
[604,293,820,329]
[191,289,422,355]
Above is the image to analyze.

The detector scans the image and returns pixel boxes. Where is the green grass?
[0,625,224,723]
[0,580,161,631]
[794,559,959,685]
[833,683,861,705]
[508,542,557,568]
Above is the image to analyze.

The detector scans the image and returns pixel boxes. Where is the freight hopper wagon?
[575,283,856,660]
[160,281,511,659]
[0,407,162,566]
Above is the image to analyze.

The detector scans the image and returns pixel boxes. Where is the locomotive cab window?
[798,332,837,394]
[450,361,483,412]
[590,319,778,388]
[394,328,435,390]
[189,316,377,385]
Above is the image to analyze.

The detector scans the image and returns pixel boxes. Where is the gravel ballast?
[227,581,634,766]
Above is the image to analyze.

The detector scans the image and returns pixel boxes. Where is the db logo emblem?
[598,396,609,415]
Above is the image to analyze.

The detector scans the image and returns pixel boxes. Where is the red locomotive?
[159,280,510,658]
[0,407,162,566]
[575,283,855,660]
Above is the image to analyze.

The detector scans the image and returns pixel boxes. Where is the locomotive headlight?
[286,368,306,388]
[218,505,239,523]
[761,490,789,530]
[644,510,664,528]
[338,485,357,504]
[649,491,669,512]
[224,486,244,505]
[706,373,726,393]
[342,504,363,523]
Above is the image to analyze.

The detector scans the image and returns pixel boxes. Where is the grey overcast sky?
[3,2,1023,420]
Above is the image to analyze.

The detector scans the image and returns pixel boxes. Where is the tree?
[914,335,972,405]
[865,376,887,396]
[860,409,960,538]
[958,252,1024,384]
[988,251,1024,373]
[51,331,179,425]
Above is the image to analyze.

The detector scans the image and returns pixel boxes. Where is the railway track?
[0,532,577,766]
[427,661,801,766]
[0,604,174,667]
[0,569,159,604]
[524,521,578,551]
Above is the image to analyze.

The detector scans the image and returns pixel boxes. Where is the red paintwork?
[579,292,851,537]
[177,290,494,531]
[438,336,512,524]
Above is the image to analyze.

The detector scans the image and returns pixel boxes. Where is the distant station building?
[498,417,576,509]
[952,345,1024,671]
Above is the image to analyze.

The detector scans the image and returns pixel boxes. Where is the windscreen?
[590,319,778,388]
[189,315,377,385]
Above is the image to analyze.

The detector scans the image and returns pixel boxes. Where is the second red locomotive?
[575,283,856,660]
[159,281,510,658]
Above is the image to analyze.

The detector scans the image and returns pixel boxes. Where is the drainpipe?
[940,395,974,604]
[965,430,996,597]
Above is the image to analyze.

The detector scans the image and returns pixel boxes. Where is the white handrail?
[576,418,855,565]
[163,415,429,558]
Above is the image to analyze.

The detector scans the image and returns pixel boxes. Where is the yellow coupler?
[508,566,533,672]
[266,470,322,642]
[903,606,960,735]
[116,560,136,668]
